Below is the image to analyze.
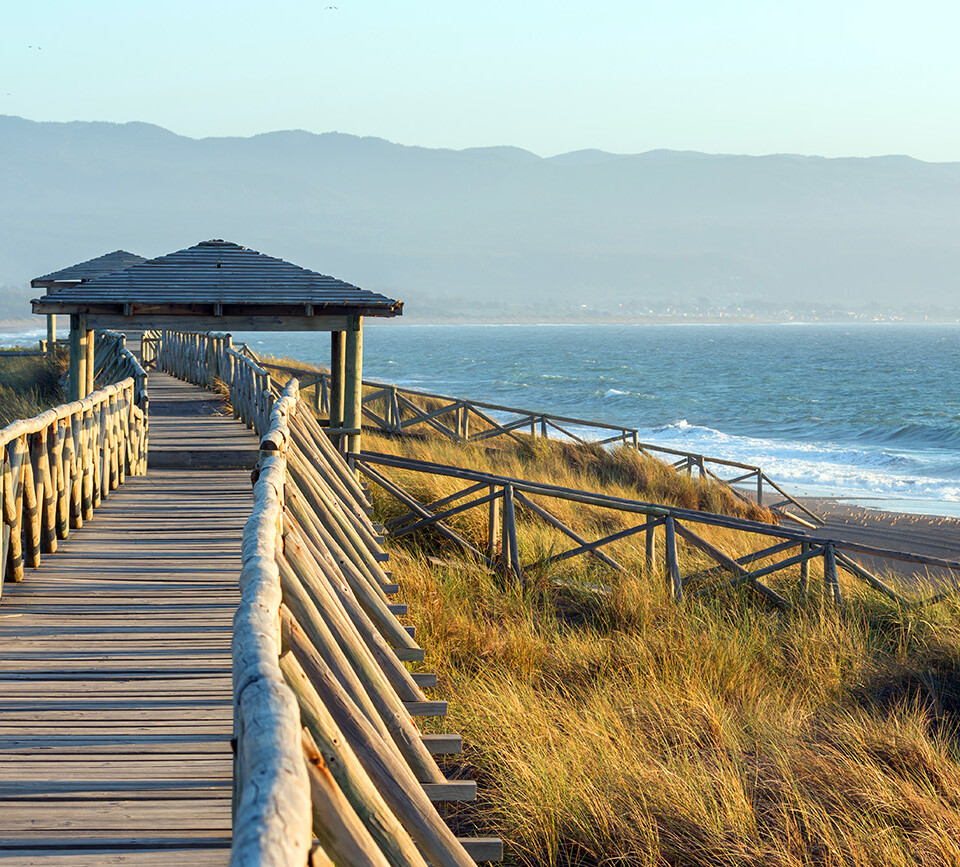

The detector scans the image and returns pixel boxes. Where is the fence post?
[799,541,810,593]
[756,472,763,507]
[664,516,682,601]
[390,387,400,433]
[487,485,500,561]
[645,520,656,577]
[823,544,841,605]
[502,483,522,583]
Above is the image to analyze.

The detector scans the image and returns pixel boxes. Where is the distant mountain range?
[3,115,960,321]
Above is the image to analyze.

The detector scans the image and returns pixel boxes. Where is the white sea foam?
[630,419,960,506]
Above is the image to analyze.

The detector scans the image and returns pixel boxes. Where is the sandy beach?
[799,497,960,593]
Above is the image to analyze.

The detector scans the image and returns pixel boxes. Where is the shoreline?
[797,496,960,590]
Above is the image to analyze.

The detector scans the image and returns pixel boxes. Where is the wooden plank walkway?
[0,372,259,864]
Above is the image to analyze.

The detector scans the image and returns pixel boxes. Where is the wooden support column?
[330,330,346,427]
[343,316,363,455]
[68,315,87,401]
[46,314,56,348]
[85,327,95,396]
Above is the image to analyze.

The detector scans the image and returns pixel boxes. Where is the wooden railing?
[352,451,960,610]
[233,378,500,865]
[93,330,149,411]
[251,356,822,527]
[0,377,148,600]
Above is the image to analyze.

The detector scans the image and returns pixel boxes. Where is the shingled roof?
[31,250,146,288]
[32,240,402,324]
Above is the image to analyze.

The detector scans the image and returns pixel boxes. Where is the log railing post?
[823,543,841,605]
[645,519,657,577]
[664,516,682,601]
[487,485,500,561]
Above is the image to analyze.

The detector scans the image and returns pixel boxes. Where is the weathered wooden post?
[664,516,682,601]
[389,387,400,434]
[645,520,657,576]
[85,324,95,396]
[343,317,363,456]
[756,472,764,507]
[68,314,89,401]
[799,541,810,592]
[487,485,500,561]
[823,544,841,605]
[330,331,346,427]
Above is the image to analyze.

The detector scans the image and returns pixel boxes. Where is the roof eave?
[32,298,403,318]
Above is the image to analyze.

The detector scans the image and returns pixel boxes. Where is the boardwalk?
[0,372,257,864]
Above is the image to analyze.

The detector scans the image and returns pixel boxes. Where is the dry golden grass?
[259,350,960,864]
[363,434,960,867]
[0,347,68,427]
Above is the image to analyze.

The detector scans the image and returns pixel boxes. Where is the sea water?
[240,323,960,517]
[7,323,957,516]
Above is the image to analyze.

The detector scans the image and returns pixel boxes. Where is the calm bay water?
[7,322,958,515]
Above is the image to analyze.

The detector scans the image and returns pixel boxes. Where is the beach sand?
[797,497,960,594]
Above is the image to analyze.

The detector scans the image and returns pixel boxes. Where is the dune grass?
[360,431,960,866]
[255,350,960,864]
[0,348,68,427]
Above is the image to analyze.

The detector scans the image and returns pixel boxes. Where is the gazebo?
[30,249,146,348]
[32,239,403,452]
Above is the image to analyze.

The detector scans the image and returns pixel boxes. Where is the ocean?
[7,323,959,516]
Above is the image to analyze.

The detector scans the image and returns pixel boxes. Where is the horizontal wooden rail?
[248,354,821,526]
[352,450,959,609]
[0,378,148,600]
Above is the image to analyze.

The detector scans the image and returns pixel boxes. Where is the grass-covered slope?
[362,431,960,867]
[0,348,67,427]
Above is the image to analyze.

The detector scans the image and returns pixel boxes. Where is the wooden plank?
[421,733,461,755]
[456,838,503,863]
[0,845,230,865]
[402,701,448,717]
[0,801,232,831]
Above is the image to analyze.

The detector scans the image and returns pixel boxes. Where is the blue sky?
[3,1,959,160]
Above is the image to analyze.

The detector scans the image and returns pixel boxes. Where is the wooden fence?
[0,376,148,600]
[232,378,501,865]
[93,330,150,411]
[249,356,822,527]
[351,451,960,610]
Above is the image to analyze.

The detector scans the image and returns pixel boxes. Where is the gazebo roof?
[31,250,146,288]
[32,239,402,330]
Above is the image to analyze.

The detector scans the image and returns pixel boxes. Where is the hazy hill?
[3,115,960,319]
